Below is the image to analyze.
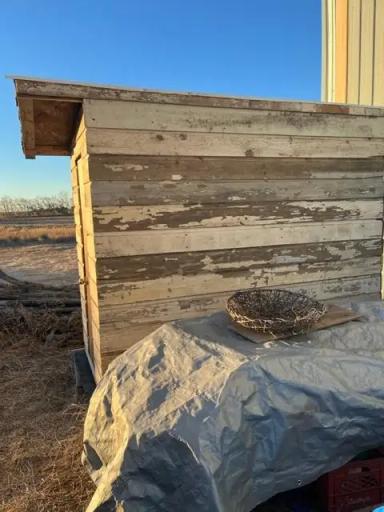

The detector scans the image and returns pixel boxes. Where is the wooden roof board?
[11,75,384,114]
[33,100,80,147]
[10,75,384,159]
[14,94,81,159]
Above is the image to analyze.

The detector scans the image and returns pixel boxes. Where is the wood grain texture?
[17,97,35,157]
[33,100,79,147]
[95,257,380,305]
[72,122,87,161]
[93,290,381,359]
[15,78,384,379]
[91,321,162,355]
[72,132,98,374]
[14,77,384,115]
[92,200,382,232]
[75,205,94,237]
[85,128,384,158]
[76,157,97,364]
[72,161,89,355]
[92,276,381,362]
[95,275,381,329]
[89,179,383,207]
[93,220,382,257]
[83,99,384,138]
[87,155,384,181]
[94,239,382,282]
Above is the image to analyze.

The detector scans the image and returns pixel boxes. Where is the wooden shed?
[12,76,384,381]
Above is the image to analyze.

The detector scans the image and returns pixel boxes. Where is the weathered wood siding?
[70,118,104,379]
[79,98,384,377]
[323,0,384,105]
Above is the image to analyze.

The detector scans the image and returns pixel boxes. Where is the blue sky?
[1,0,321,198]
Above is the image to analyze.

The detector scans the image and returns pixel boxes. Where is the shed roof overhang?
[11,75,384,160]
[11,77,84,159]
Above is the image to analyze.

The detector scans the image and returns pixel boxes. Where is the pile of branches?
[0,270,80,311]
[0,269,82,347]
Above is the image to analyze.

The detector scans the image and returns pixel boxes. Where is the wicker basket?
[227,288,326,336]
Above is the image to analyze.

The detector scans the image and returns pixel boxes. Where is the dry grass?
[0,225,75,244]
[0,306,94,512]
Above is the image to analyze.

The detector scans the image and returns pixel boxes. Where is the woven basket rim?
[228,288,323,316]
[226,288,327,335]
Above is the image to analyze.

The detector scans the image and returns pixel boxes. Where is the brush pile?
[0,269,81,347]
[0,269,80,310]
[0,270,92,512]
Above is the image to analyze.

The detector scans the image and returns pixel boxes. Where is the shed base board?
[92,292,381,381]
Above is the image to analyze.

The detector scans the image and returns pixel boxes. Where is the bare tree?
[0,192,73,216]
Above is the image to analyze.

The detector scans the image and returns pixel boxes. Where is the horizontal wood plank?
[92,200,383,232]
[99,351,136,373]
[89,179,383,207]
[87,155,384,181]
[96,288,379,364]
[86,128,384,158]
[95,239,382,282]
[94,220,382,257]
[95,257,380,305]
[83,99,384,138]
[94,275,381,329]
[93,322,163,355]
[15,78,384,115]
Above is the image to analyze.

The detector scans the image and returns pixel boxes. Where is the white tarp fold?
[83,301,384,512]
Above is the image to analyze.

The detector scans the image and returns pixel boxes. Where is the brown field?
[0,225,75,245]
[0,222,93,511]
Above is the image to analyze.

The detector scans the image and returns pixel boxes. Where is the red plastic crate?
[331,489,381,511]
[318,456,384,512]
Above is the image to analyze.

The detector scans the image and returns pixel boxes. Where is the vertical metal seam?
[345,0,349,103]
[372,0,377,104]
[358,0,362,103]
[321,0,328,101]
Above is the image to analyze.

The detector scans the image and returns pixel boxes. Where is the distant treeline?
[0,192,72,216]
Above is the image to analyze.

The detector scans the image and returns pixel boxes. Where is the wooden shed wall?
[323,0,384,105]
[78,98,384,378]
[70,118,101,378]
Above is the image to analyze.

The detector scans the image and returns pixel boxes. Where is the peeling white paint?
[228,195,246,201]
[105,163,149,172]
[97,257,380,305]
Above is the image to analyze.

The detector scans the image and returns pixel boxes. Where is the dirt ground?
[0,242,78,287]
[0,239,94,511]
[0,233,320,512]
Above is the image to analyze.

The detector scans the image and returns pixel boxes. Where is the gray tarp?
[83,301,384,512]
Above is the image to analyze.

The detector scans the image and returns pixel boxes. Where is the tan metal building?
[323,0,384,105]
[12,77,384,381]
